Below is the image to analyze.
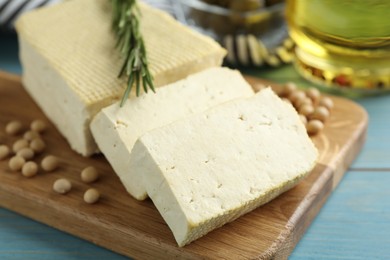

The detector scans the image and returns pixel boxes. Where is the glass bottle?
[286,0,390,96]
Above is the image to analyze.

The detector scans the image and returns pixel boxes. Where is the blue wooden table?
[1,33,390,259]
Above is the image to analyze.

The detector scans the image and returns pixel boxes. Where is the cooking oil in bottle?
[286,0,390,95]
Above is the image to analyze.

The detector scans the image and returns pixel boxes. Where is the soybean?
[5,120,23,135]
[84,188,100,204]
[12,139,29,153]
[22,161,38,178]
[0,145,10,160]
[282,82,297,96]
[9,156,26,171]
[30,138,45,153]
[81,166,99,183]
[41,155,59,172]
[311,106,330,122]
[16,147,35,160]
[23,130,40,141]
[299,104,314,117]
[306,120,324,135]
[295,97,312,109]
[319,97,334,110]
[306,87,321,103]
[30,120,47,133]
[53,178,72,194]
[288,91,306,106]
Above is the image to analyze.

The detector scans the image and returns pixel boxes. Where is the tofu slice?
[130,88,318,246]
[15,0,226,156]
[90,67,254,200]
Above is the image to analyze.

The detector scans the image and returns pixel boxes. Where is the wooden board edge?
[330,103,368,189]
[272,165,334,260]
[0,70,20,82]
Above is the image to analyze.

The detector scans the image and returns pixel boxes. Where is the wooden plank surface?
[292,170,390,259]
[0,71,368,259]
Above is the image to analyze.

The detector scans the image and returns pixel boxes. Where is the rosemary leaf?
[120,73,135,107]
[112,0,155,107]
[135,72,141,97]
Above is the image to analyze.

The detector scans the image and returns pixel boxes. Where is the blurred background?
[0,0,291,72]
[2,0,389,95]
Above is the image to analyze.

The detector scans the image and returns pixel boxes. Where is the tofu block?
[130,88,318,246]
[90,67,255,200]
[15,0,226,156]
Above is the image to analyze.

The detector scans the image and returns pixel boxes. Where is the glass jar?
[174,0,290,67]
[286,0,390,96]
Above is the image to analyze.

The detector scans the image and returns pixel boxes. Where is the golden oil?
[286,0,390,95]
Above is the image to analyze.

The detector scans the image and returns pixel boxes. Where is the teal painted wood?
[352,96,390,169]
[1,33,390,259]
[0,208,127,260]
[0,34,21,75]
[290,171,390,259]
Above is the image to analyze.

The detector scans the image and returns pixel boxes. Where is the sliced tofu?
[90,67,254,200]
[15,0,226,156]
[130,88,318,246]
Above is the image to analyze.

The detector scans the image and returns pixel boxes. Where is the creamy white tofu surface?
[90,67,254,200]
[131,88,318,246]
[15,0,226,156]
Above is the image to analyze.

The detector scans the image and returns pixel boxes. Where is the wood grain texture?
[0,71,368,259]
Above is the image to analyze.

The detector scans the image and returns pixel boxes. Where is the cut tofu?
[130,88,318,246]
[90,67,254,200]
[15,0,226,156]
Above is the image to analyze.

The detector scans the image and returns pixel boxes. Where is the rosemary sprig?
[111,0,155,107]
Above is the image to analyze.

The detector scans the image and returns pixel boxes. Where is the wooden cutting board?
[0,71,368,259]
